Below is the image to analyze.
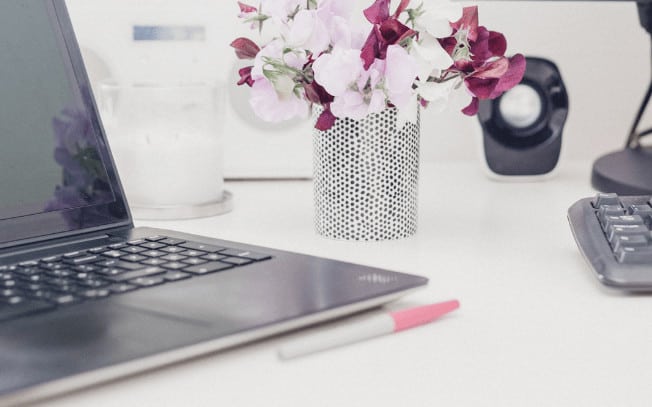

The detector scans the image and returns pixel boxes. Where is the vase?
[313,105,420,241]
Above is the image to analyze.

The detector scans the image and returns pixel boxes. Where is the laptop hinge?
[0,226,131,261]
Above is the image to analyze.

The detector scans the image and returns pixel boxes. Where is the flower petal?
[230,37,260,60]
[461,97,479,116]
[315,108,337,130]
[363,0,390,24]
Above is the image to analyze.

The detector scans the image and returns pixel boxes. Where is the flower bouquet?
[231,0,526,131]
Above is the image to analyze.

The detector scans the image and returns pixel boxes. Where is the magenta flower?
[441,6,526,116]
[230,37,260,60]
[360,0,416,69]
[230,1,525,130]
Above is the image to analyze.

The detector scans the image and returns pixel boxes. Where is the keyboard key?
[127,239,147,246]
[611,234,650,252]
[161,262,187,270]
[201,253,226,261]
[142,250,166,258]
[160,238,185,246]
[141,242,166,250]
[113,261,146,271]
[182,258,207,266]
[607,225,649,242]
[184,262,233,275]
[593,193,622,208]
[120,254,147,263]
[122,246,146,254]
[63,251,85,259]
[603,215,645,231]
[616,246,652,263]
[162,246,185,254]
[109,283,138,294]
[179,242,225,253]
[79,289,111,299]
[51,294,81,305]
[129,277,165,287]
[220,257,254,266]
[142,258,167,266]
[163,271,192,281]
[180,250,205,257]
[102,250,124,258]
[108,243,127,250]
[161,254,187,262]
[0,299,55,321]
[145,235,167,242]
[62,255,100,265]
[77,279,110,289]
[597,206,627,225]
[219,249,272,261]
[105,267,166,283]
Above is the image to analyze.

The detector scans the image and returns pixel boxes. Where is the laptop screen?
[0,0,130,248]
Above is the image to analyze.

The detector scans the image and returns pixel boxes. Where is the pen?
[278,299,460,360]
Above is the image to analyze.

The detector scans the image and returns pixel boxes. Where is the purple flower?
[360,0,416,69]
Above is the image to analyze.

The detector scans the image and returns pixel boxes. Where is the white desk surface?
[37,161,652,407]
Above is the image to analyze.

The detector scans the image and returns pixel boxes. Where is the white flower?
[260,0,303,23]
[312,47,363,96]
[249,77,309,122]
[285,9,330,55]
[331,88,386,120]
[409,33,453,81]
[416,78,458,112]
[385,44,418,110]
[413,3,462,38]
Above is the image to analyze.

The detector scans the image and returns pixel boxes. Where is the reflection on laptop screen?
[0,0,115,221]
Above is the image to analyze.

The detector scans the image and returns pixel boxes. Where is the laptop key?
[109,283,138,294]
[184,261,233,275]
[160,238,185,246]
[219,249,272,261]
[220,257,254,266]
[163,271,192,281]
[120,254,148,263]
[0,299,55,321]
[63,255,100,265]
[179,242,225,253]
[106,267,166,282]
[79,289,111,299]
[129,277,165,287]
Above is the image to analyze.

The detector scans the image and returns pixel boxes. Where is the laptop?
[0,0,427,404]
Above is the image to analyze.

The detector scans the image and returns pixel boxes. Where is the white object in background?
[65,0,312,180]
[98,82,232,219]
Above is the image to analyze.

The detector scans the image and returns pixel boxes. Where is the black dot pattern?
[313,107,420,241]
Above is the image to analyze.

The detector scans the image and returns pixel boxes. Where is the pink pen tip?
[390,300,460,332]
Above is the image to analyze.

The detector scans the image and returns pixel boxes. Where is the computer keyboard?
[568,193,652,291]
[0,236,272,321]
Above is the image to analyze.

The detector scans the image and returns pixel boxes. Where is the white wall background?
[65,0,650,177]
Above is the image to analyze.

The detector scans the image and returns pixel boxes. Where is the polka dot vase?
[313,106,420,241]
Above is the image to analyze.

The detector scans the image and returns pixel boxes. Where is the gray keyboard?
[568,193,652,291]
[0,235,272,322]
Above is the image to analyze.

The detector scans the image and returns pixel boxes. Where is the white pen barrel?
[278,314,395,360]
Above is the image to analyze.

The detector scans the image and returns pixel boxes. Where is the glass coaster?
[131,190,233,220]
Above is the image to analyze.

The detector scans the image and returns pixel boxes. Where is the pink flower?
[285,9,331,55]
[249,77,309,122]
[384,44,417,109]
[312,47,363,97]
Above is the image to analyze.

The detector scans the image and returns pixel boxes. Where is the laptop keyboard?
[0,235,272,322]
